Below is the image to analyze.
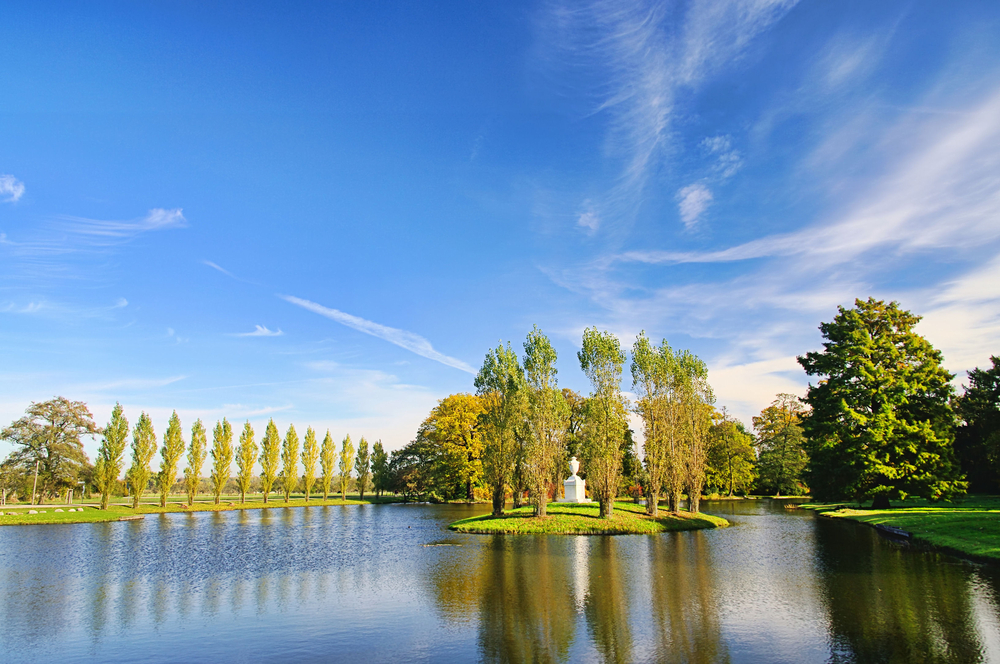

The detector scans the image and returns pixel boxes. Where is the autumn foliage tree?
[185,419,207,505]
[127,412,157,508]
[158,411,185,507]
[281,424,299,501]
[258,419,281,503]
[211,419,234,504]
[234,421,256,504]
[301,426,319,501]
[415,393,485,501]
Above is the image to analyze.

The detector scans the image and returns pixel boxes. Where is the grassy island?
[0,495,397,526]
[802,496,1000,563]
[449,501,729,535]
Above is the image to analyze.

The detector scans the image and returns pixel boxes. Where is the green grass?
[0,493,399,526]
[449,500,729,535]
[802,496,1000,562]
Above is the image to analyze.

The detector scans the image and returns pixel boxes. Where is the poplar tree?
[371,440,389,497]
[259,419,281,503]
[476,341,527,516]
[301,426,319,501]
[320,430,336,500]
[96,403,129,509]
[578,327,628,518]
[209,418,234,503]
[281,424,299,502]
[184,419,207,505]
[355,436,371,500]
[158,411,185,507]
[631,332,672,516]
[523,326,568,517]
[234,421,256,504]
[127,412,157,508]
[339,434,355,500]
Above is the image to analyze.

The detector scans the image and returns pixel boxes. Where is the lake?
[1,500,998,663]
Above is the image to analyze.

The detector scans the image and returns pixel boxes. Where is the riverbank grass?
[0,495,394,526]
[802,496,1000,562]
[449,500,729,535]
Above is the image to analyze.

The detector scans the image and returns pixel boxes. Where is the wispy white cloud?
[58,208,186,241]
[282,294,476,374]
[676,183,713,229]
[701,135,743,178]
[203,260,236,278]
[0,175,25,203]
[577,199,601,233]
[235,325,284,338]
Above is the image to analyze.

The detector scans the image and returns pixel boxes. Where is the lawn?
[0,493,397,526]
[449,500,729,535]
[802,496,1000,563]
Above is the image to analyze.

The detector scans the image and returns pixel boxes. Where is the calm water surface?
[1,500,998,663]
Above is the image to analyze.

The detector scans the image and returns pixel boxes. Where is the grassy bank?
[0,494,400,526]
[802,496,1000,563]
[449,500,729,535]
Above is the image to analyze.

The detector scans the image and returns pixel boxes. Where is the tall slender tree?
[301,426,319,501]
[631,332,672,516]
[523,326,568,517]
[578,327,628,518]
[355,436,371,500]
[234,421,256,504]
[211,419,235,504]
[96,403,129,509]
[158,411,185,507]
[339,434,355,500]
[677,350,714,514]
[281,424,299,502]
[371,440,389,497]
[184,419,207,506]
[320,430,336,500]
[127,412,157,508]
[259,419,281,503]
[476,341,527,516]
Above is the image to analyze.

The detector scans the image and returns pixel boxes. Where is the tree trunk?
[491,483,505,517]
[647,488,659,517]
[599,496,613,518]
[871,495,891,509]
[466,479,473,502]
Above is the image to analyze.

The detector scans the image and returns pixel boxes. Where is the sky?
[2,1,999,463]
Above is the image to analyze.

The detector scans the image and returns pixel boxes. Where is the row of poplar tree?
[91,408,392,510]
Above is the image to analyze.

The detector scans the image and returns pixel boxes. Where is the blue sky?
[3,1,1000,462]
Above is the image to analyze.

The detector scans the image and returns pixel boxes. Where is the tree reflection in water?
[585,536,634,664]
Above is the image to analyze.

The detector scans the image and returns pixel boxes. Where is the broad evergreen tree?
[301,426,319,501]
[355,436,371,499]
[798,298,965,505]
[476,341,527,516]
[523,326,568,517]
[158,411,185,507]
[339,434,355,500]
[281,424,299,502]
[96,403,129,509]
[954,356,1000,493]
[127,412,157,508]
[371,440,389,497]
[753,394,809,496]
[259,419,281,503]
[234,421,256,503]
[211,419,234,504]
[578,327,628,518]
[320,430,336,500]
[184,419,207,505]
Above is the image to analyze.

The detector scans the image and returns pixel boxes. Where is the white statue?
[557,456,591,503]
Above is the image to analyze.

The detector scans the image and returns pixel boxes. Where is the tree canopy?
[954,356,1000,493]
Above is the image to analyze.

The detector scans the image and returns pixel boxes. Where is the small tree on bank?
[158,411,185,507]
[320,430,336,500]
[211,419,234,504]
[301,426,319,501]
[281,424,299,502]
[96,403,129,509]
[355,436,371,500]
[339,434,355,500]
[234,421,256,504]
[259,419,281,503]
[185,419,208,506]
[128,412,157,508]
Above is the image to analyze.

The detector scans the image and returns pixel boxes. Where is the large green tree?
[259,419,281,503]
[523,326,568,516]
[707,412,756,497]
[753,394,809,496]
[1,397,99,504]
[301,426,319,501]
[476,341,527,516]
[355,436,371,500]
[954,356,1000,493]
[158,411,185,507]
[281,424,299,502]
[798,298,965,505]
[320,430,336,500]
[211,419,234,504]
[578,327,628,518]
[184,419,207,506]
[339,434,355,500]
[95,403,128,509]
[371,440,390,497]
[234,421,255,503]
[127,412,157,508]
[414,394,484,501]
